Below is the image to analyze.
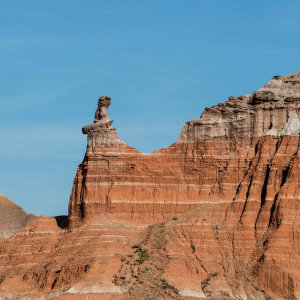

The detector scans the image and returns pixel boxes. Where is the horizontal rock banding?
[0,72,299,299]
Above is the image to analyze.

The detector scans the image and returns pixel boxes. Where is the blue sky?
[1,0,299,216]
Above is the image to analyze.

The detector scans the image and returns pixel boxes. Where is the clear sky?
[1,0,299,216]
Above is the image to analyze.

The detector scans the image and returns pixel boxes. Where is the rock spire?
[81,96,125,148]
[82,96,113,133]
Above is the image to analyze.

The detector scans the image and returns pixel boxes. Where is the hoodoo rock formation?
[0,72,299,299]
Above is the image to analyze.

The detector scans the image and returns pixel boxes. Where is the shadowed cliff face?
[0,73,299,299]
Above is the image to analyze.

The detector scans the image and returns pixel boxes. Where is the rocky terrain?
[0,194,35,241]
[0,72,299,299]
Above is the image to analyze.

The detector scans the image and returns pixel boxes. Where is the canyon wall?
[69,73,300,225]
[0,72,299,299]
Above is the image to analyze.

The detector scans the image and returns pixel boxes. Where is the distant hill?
[0,72,300,299]
[0,194,35,241]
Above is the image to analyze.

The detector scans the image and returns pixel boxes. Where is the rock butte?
[0,73,300,299]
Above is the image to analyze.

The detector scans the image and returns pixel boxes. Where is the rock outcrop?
[0,72,299,299]
[0,194,35,241]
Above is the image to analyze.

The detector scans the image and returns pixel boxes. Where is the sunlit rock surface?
[0,72,299,299]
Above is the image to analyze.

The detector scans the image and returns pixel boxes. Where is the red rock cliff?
[69,73,300,224]
[0,72,299,299]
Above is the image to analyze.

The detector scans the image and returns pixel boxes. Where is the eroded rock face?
[68,73,300,229]
[0,72,300,299]
[179,72,300,141]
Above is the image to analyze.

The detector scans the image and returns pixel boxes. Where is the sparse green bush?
[138,250,149,263]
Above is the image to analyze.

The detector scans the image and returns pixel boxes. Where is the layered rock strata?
[0,72,299,299]
[69,73,300,227]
